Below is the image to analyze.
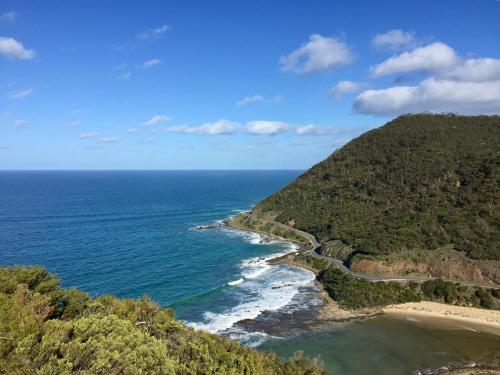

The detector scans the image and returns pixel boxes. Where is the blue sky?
[1,0,499,170]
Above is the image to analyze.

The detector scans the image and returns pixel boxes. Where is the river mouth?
[259,314,500,375]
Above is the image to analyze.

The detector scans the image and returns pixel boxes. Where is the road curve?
[246,214,498,289]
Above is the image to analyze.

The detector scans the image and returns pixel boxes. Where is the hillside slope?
[253,114,499,281]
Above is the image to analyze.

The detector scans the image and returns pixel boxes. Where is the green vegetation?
[317,268,421,309]
[0,266,326,375]
[317,268,500,310]
[230,214,310,244]
[295,254,329,272]
[254,114,500,261]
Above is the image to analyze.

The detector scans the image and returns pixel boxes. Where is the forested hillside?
[254,114,499,261]
[0,266,325,375]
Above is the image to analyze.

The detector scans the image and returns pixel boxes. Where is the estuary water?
[1,171,498,374]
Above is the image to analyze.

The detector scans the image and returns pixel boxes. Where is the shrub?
[0,266,326,375]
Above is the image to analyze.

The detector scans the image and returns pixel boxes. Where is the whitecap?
[228,278,244,286]
[248,232,264,244]
[188,265,315,334]
[227,328,283,348]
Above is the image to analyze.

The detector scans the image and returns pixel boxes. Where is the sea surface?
[1,171,499,375]
[0,170,315,344]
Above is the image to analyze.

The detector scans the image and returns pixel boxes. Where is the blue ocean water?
[0,170,317,343]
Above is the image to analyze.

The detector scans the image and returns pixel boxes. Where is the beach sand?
[383,301,500,335]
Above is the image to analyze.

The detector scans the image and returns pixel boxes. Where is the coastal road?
[247,214,498,289]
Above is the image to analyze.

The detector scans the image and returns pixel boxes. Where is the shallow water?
[263,315,500,375]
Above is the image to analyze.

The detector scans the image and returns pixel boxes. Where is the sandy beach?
[383,301,500,334]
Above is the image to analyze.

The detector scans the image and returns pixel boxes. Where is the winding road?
[244,214,498,289]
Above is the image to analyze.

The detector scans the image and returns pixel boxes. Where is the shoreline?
[224,217,500,336]
[383,301,500,335]
[225,218,382,323]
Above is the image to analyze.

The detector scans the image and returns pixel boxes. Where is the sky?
[1,0,499,170]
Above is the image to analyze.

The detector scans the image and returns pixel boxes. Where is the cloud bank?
[355,41,500,115]
[167,119,241,135]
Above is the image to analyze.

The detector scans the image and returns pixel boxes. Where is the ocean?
[1,170,499,374]
[0,170,316,346]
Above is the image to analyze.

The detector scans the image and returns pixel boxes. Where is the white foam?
[239,242,298,279]
[227,328,283,348]
[187,218,309,344]
[188,265,315,334]
[231,209,250,214]
[248,232,263,244]
[241,256,270,279]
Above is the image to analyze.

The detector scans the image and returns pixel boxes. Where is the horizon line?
[0,169,305,172]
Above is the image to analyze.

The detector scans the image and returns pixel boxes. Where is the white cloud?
[164,119,344,137]
[141,114,170,127]
[143,58,161,68]
[127,127,140,133]
[71,109,84,114]
[237,95,264,107]
[372,29,416,50]
[9,88,33,99]
[98,136,122,144]
[279,34,354,74]
[357,41,500,116]
[0,37,36,60]
[0,11,16,23]
[13,119,27,129]
[139,24,171,40]
[354,78,500,115]
[371,42,458,77]
[79,132,99,139]
[113,25,170,51]
[246,121,292,135]
[167,119,241,135]
[331,81,364,99]
[444,58,500,82]
[296,124,333,136]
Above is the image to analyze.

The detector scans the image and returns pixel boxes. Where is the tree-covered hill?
[254,114,499,262]
[0,266,325,375]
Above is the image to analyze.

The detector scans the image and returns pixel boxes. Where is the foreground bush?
[0,266,326,375]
